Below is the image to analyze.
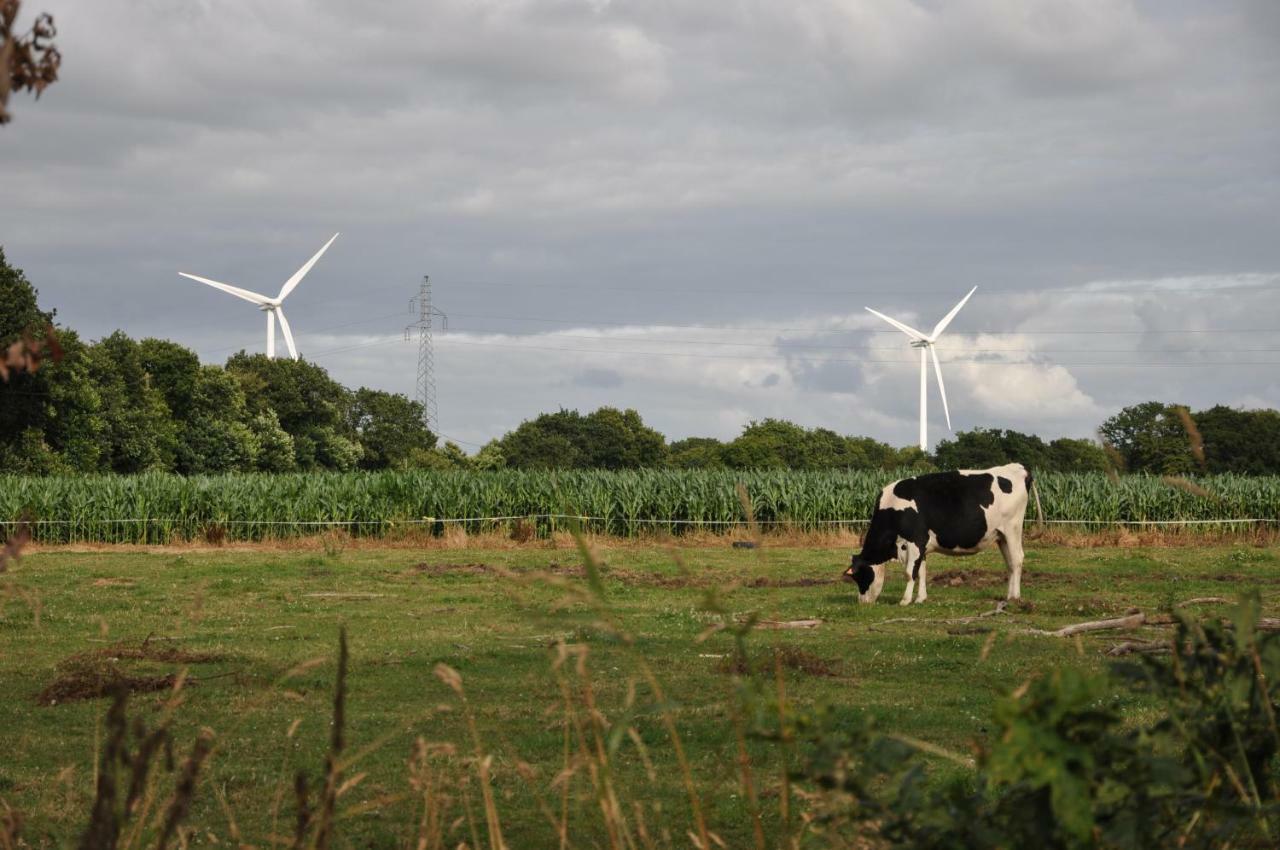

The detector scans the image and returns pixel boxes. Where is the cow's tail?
[1026,471,1046,540]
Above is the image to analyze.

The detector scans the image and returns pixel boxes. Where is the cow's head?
[842,556,884,603]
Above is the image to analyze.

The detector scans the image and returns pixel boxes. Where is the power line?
[440,277,1280,298]
[446,324,1280,355]
[445,310,1280,336]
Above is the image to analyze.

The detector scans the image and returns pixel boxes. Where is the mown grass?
[2,540,1279,846]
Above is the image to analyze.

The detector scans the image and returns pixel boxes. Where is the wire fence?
[3,513,1278,546]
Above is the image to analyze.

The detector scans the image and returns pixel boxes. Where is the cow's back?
[886,464,1028,552]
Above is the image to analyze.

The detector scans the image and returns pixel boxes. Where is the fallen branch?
[945,601,1008,625]
[1106,640,1171,657]
[1178,597,1231,607]
[1031,612,1148,638]
[753,619,822,630]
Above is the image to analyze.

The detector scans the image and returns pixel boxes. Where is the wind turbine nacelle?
[909,339,932,349]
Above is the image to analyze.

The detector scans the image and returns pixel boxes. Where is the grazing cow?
[842,463,1043,605]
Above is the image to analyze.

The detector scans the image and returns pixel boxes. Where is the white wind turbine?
[865,286,977,451]
[178,233,340,360]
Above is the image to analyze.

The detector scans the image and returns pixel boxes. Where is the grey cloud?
[573,367,624,388]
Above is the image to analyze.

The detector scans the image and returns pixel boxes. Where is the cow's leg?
[915,557,928,604]
[997,527,1025,600]
[898,542,921,606]
[868,562,885,603]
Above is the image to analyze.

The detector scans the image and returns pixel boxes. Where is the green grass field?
[2,539,1278,847]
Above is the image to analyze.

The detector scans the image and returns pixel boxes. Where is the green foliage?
[85,332,179,473]
[1195,405,1280,475]
[718,419,904,470]
[177,366,258,473]
[498,407,667,469]
[668,437,727,469]
[348,387,435,470]
[1099,402,1198,475]
[0,245,53,344]
[791,595,1280,848]
[248,410,296,473]
[472,439,506,470]
[137,338,201,421]
[1047,437,1112,473]
[5,469,1279,543]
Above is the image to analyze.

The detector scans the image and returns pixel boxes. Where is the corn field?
[1,470,1278,544]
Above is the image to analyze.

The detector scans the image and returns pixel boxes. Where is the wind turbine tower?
[179,233,340,360]
[865,287,977,451]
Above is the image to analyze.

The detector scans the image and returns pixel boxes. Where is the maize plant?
[1,470,1277,544]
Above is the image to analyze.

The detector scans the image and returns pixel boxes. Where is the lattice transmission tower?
[405,276,448,433]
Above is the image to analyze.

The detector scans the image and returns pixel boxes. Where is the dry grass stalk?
[1173,405,1207,470]
[433,662,507,850]
[1162,476,1217,501]
[314,628,349,850]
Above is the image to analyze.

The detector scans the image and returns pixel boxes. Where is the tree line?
[5,247,1279,476]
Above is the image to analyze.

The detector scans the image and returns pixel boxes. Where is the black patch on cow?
[851,472,997,570]
[842,557,876,593]
[998,476,1013,494]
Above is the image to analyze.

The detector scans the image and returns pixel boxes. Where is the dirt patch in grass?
[744,576,837,588]
[717,644,841,678]
[37,640,227,707]
[89,577,136,588]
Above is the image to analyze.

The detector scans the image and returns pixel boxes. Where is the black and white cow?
[842,463,1043,605]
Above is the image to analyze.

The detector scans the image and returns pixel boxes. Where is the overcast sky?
[3,1,1278,449]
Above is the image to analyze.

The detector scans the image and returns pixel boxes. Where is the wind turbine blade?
[278,232,339,301]
[864,307,927,340]
[929,345,952,430]
[179,272,272,306]
[276,308,299,360]
[929,286,977,340]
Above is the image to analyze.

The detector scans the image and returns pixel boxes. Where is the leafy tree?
[472,439,506,470]
[498,407,666,470]
[0,245,51,343]
[409,441,471,470]
[1098,402,1196,474]
[177,366,257,473]
[84,332,178,473]
[720,420,902,470]
[36,329,104,472]
[578,407,667,469]
[1194,405,1280,475]
[138,338,201,421]
[668,437,726,469]
[499,410,586,469]
[721,419,810,468]
[249,410,296,472]
[0,426,63,473]
[349,388,435,470]
[313,428,362,472]
[226,353,355,470]
[846,436,905,470]
[932,428,1053,471]
[1047,437,1110,473]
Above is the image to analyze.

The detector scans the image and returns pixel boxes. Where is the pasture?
[2,537,1279,847]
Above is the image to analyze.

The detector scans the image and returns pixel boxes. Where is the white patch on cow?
[879,483,917,513]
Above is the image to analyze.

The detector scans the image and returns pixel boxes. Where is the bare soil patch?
[37,639,226,706]
[717,644,841,678]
